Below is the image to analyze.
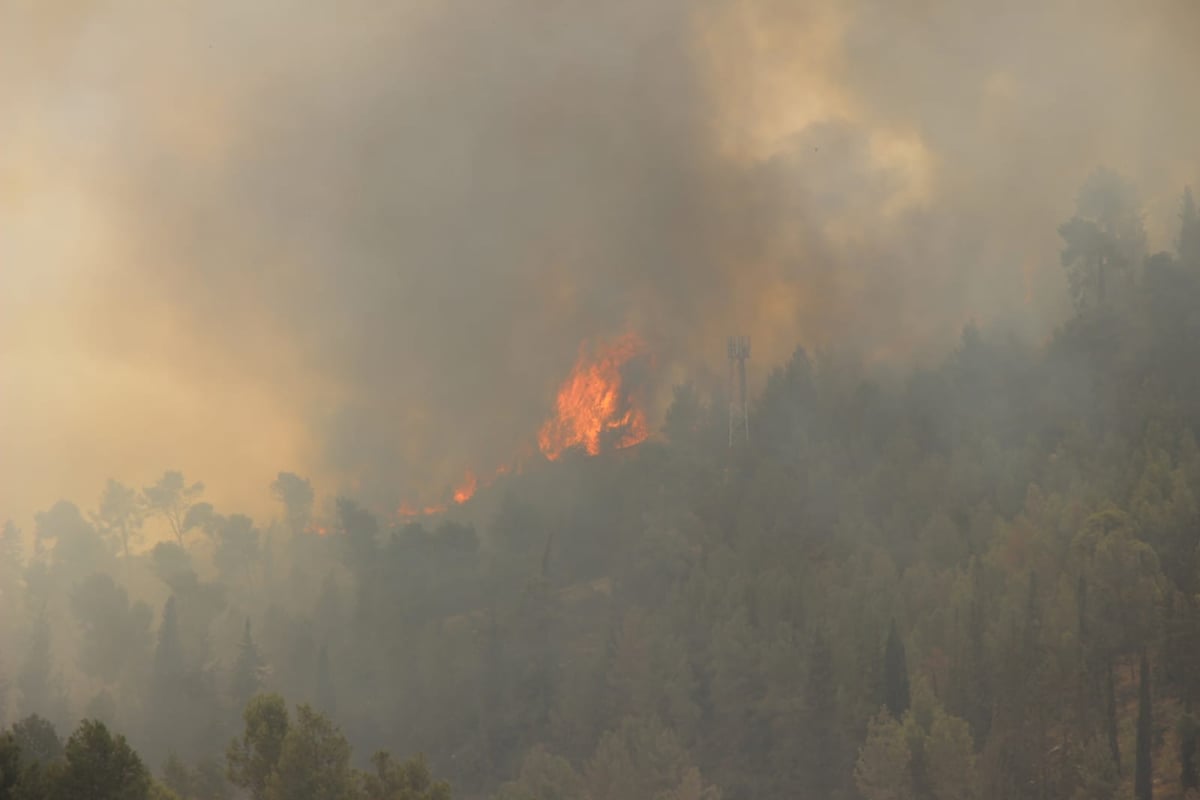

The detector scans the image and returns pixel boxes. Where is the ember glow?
[537,333,650,461]
[452,470,478,504]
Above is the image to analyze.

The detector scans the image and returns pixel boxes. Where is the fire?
[453,470,478,504]
[537,333,649,461]
[392,332,650,517]
[397,501,448,520]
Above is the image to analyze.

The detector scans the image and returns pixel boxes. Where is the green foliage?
[230,621,266,713]
[361,752,450,800]
[92,480,145,560]
[855,712,914,800]
[1135,653,1153,800]
[14,167,1200,799]
[52,719,151,800]
[10,717,62,767]
[265,704,357,800]
[142,472,205,547]
[0,733,20,800]
[883,619,910,719]
[270,473,314,537]
[1179,187,1200,271]
[496,746,582,800]
[226,695,289,800]
[70,574,152,684]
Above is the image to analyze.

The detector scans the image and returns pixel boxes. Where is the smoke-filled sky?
[2,0,1198,527]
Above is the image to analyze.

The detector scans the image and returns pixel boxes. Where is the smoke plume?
[2,0,1197,520]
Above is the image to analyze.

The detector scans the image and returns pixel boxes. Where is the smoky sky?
[2,0,1198,522]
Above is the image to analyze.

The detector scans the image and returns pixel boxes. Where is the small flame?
[538,333,649,461]
[453,470,478,504]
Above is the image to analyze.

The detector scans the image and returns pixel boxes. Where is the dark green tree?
[142,472,204,547]
[70,573,153,684]
[92,480,144,560]
[213,516,259,583]
[1135,652,1153,800]
[227,694,289,800]
[1058,167,1146,311]
[161,753,193,800]
[230,620,266,713]
[17,610,63,725]
[147,597,189,764]
[1180,713,1198,794]
[883,619,911,719]
[314,645,335,717]
[51,719,150,800]
[362,751,451,800]
[1179,187,1200,270]
[270,473,314,537]
[11,715,62,766]
[265,704,357,800]
[0,732,20,800]
[801,626,838,799]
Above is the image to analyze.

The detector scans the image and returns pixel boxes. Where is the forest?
[3,170,1200,799]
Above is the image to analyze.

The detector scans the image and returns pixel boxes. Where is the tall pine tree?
[231,619,266,713]
[802,626,838,798]
[883,619,910,719]
[1135,652,1153,800]
[315,644,336,717]
[1179,187,1200,271]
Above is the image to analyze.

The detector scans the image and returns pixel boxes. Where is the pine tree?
[53,720,151,800]
[231,619,265,713]
[1135,652,1153,800]
[1107,661,1121,776]
[153,597,184,684]
[1181,712,1198,794]
[963,565,992,745]
[0,664,7,728]
[315,645,336,717]
[883,619,910,719]
[1179,187,1200,271]
[802,626,838,798]
[148,596,187,764]
[17,608,54,721]
[0,522,22,606]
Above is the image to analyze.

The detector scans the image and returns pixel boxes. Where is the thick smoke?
[2,0,1197,520]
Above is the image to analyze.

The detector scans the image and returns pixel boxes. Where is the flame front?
[537,333,649,461]
[392,334,648,519]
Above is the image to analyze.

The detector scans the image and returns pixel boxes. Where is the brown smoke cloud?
[2,0,1197,525]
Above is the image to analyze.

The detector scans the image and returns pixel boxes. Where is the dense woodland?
[3,169,1200,799]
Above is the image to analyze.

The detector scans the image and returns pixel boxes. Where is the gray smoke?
[2,0,1197,517]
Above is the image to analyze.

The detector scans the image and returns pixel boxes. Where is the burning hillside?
[538,333,650,460]
[394,333,651,519]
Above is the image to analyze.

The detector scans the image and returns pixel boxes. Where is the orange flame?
[537,333,649,461]
[453,470,478,504]
[394,334,649,517]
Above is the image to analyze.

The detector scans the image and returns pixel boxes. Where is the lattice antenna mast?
[728,335,750,446]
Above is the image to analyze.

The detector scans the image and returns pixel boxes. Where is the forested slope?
[3,175,1200,799]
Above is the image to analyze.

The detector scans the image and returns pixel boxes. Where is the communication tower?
[728,335,750,446]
